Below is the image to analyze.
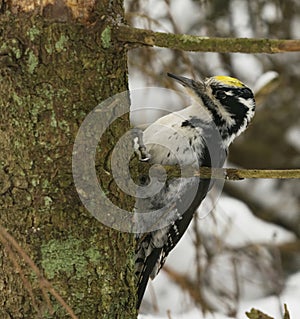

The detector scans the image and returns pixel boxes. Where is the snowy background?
[125,0,300,318]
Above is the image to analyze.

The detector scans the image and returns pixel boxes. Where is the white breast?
[143,103,212,166]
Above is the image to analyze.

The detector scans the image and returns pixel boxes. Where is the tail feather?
[136,247,162,309]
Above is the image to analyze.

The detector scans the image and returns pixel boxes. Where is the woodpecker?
[135,73,255,309]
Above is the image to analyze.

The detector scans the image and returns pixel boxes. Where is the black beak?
[167,73,195,87]
[167,73,205,95]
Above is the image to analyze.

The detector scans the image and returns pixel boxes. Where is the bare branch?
[0,225,79,319]
[201,167,300,180]
[116,25,300,53]
[0,231,42,315]
[138,163,300,181]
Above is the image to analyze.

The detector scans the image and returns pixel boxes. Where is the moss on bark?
[0,1,136,318]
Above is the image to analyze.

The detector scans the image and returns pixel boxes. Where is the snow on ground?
[139,277,300,319]
[139,308,230,319]
[138,196,297,319]
[238,272,300,319]
[201,196,295,246]
[228,178,300,224]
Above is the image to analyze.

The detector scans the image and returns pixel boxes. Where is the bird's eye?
[242,88,253,99]
[215,90,227,100]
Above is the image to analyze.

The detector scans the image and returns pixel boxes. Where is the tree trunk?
[0,1,136,318]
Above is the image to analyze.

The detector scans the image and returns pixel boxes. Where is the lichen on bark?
[0,1,136,318]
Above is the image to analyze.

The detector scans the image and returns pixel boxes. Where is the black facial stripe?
[196,86,253,139]
[240,88,254,99]
[212,86,253,133]
[199,94,226,127]
[220,95,249,135]
[226,96,248,120]
[212,86,254,100]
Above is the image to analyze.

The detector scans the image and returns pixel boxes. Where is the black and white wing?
[135,105,226,309]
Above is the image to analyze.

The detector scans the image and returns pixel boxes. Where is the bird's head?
[168,73,256,145]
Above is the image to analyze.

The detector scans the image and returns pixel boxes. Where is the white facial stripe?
[215,99,236,126]
[238,97,255,110]
[205,85,236,126]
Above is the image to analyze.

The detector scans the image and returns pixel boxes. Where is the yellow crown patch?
[214,75,245,88]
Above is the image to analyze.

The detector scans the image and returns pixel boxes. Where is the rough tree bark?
[0,1,136,318]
